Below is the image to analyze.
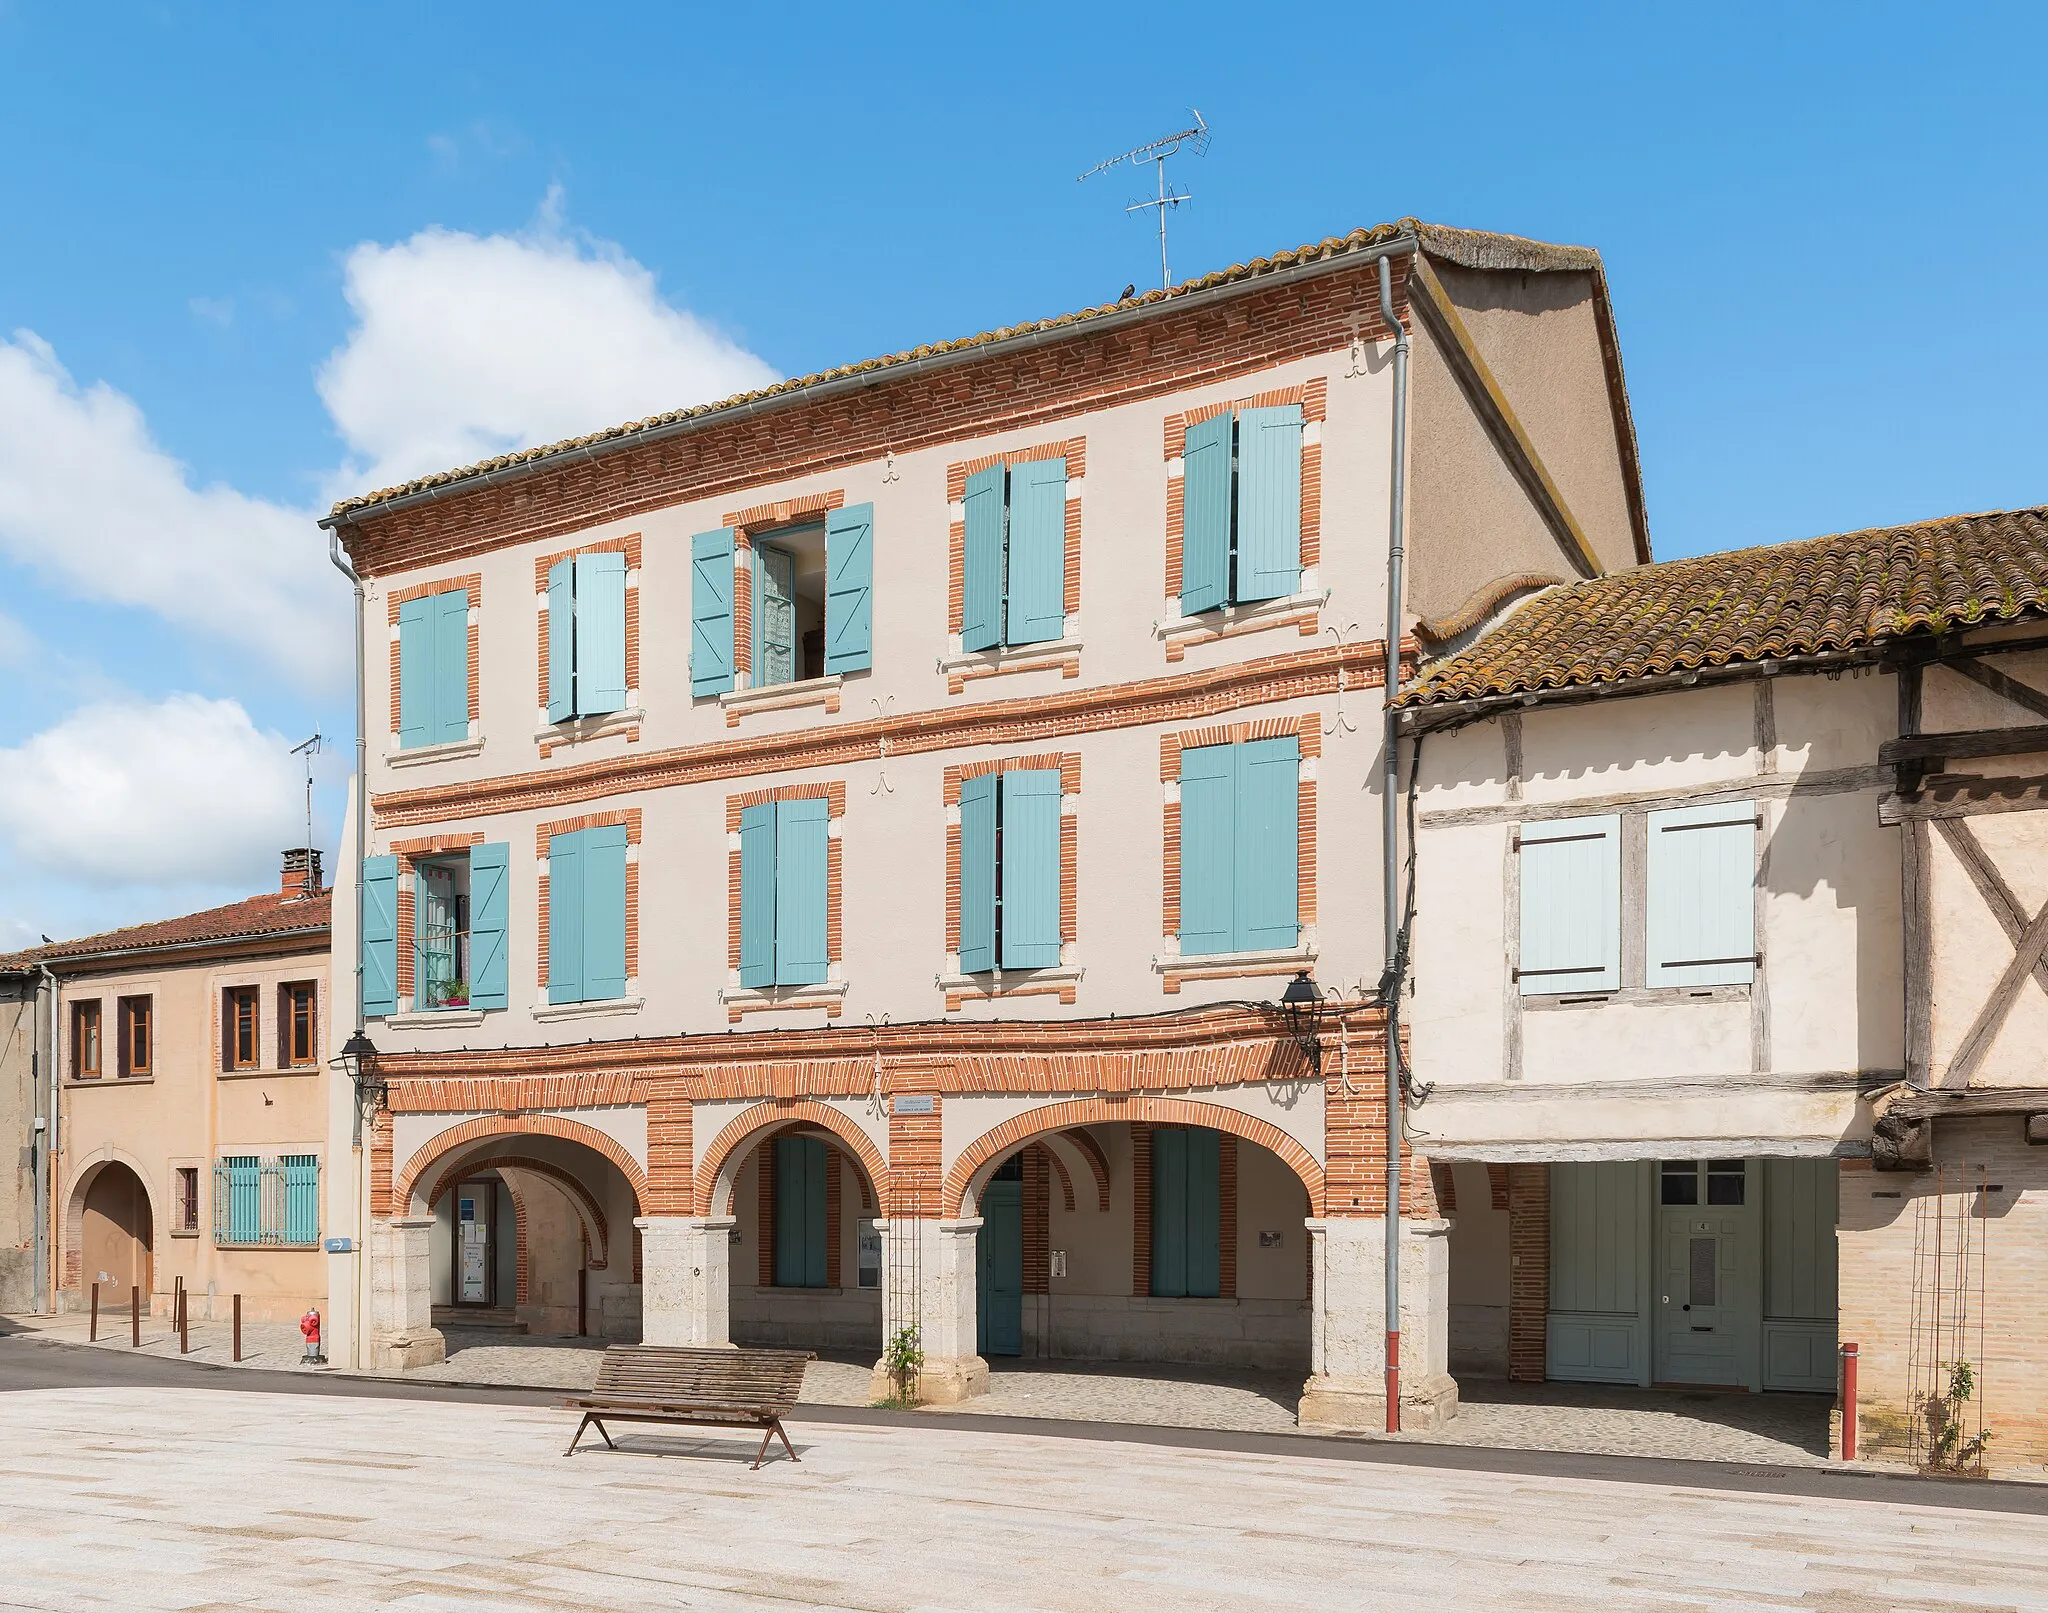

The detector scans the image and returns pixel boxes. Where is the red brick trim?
[1023,1144,1050,1295]
[534,535,643,758]
[757,1138,776,1286]
[693,1099,890,1219]
[944,439,1085,647]
[1322,1016,1430,1216]
[1037,1139,1074,1213]
[506,1177,529,1305]
[1487,1163,1511,1212]
[825,1144,843,1288]
[385,574,482,741]
[535,809,643,992]
[1507,1163,1549,1383]
[1059,1128,1111,1212]
[390,1113,650,1216]
[1431,1161,1457,1215]
[1131,1120,1152,1297]
[941,753,1080,1008]
[1219,1131,1239,1298]
[723,784,845,1020]
[426,1152,613,1269]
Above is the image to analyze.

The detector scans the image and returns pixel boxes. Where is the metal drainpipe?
[328,529,368,1371]
[35,962,57,1313]
[1376,250,1412,1434]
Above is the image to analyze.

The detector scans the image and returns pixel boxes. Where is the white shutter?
[1517,814,1621,995]
[1647,802,1757,987]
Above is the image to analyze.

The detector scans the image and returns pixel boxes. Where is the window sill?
[937,636,1082,694]
[66,1076,151,1087]
[937,964,1084,1010]
[532,996,645,1024]
[385,735,485,769]
[169,1228,201,1240]
[720,979,848,1022]
[1522,983,1753,1010]
[536,707,644,751]
[716,677,841,727]
[213,1241,320,1252]
[217,1066,321,1080]
[1155,588,1326,661]
[1153,941,1318,994]
[385,1008,489,1030]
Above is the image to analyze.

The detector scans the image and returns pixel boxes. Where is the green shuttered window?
[362,854,399,1017]
[1150,1127,1222,1298]
[773,1136,830,1288]
[213,1155,319,1248]
[548,825,629,1005]
[1646,803,1757,987]
[397,587,471,749]
[961,458,1067,651]
[1180,404,1303,613]
[824,503,874,673]
[1177,737,1300,958]
[958,769,1062,974]
[739,797,831,988]
[690,528,737,695]
[546,552,627,723]
[1517,815,1621,995]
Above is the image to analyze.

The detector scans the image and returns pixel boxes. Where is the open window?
[415,856,471,1011]
[361,843,510,1017]
[751,522,829,689]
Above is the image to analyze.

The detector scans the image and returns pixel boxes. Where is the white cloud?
[0,694,304,889]
[188,295,235,327]
[0,332,345,687]
[318,193,779,495]
[0,608,31,666]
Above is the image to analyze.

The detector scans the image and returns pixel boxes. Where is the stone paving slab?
[3,1385,2044,1611]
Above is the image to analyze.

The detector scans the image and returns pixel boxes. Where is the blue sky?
[1,1,2043,946]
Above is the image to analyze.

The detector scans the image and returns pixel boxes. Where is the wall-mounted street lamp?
[1277,971,1326,1076]
[338,1029,385,1116]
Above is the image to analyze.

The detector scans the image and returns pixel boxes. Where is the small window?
[1177,737,1301,958]
[175,1167,199,1234]
[280,982,317,1065]
[72,1001,101,1080]
[961,458,1069,650]
[416,859,472,1010]
[1179,405,1304,614]
[118,996,152,1078]
[397,586,471,749]
[1706,1158,1747,1206]
[751,525,829,688]
[1659,1161,1699,1206]
[223,987,259,1071]
[737,798,829,989]
[545,551,626,723]
[958,769,1063,974]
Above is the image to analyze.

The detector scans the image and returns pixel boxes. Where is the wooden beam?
[1879,722,2048,767]
[1945,655,2048,723]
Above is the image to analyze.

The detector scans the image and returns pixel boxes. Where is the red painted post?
[232,1294,242,1363]
[1840,1342,1859,1461]
[129,1285,140,1348]
[88,1283,99,1342]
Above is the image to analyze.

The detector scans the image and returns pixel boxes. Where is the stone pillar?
[1298,1216,1458,1430]
[638,1216,735,1347]
[368,1217,444,1371]
[869,1217,989,1405]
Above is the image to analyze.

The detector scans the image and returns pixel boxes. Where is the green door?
[977,1175,1023,1357]
[1654,1159,1756,1387]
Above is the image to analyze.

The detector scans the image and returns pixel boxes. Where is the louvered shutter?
[468,841,510,1011]
[432,588,470,744]
[282,1156,320,1245]
[1647,802,1757,987]
[362,854,399,1017]
[1179,412,1233,614]
[1234,736,1301,952]
[547,828,585,1005]
[1000,769,1062,967]
[1184,1127,1222,1299]
[690,528,737,696]
[226,1156,261,1243]
[738,804,777,989]
[824,502,874,673]
[1177,744,1236,958]
[1517,815,1621,994]
[396,596,433,749]
[546,558,575,723]
[1234,404,1303,603]
[958,771,997,975]
[774,797,829,986]
[574,551,627,716]
[1151,1128,1189,1297]
[1005,458,1066,645]
[961,464,1006,651]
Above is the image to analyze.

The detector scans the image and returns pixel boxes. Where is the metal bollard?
[89,1282,99,1342]
[232,1294,242,1363]
[1840,1341,1859,1461]
[130,1285,140,1348]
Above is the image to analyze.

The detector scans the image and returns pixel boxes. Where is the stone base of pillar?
[868,1353,989,1407]
[369,1328,445,1372]
[1297,1370,1460,1432]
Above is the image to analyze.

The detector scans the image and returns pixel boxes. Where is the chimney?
[281,848,323,898]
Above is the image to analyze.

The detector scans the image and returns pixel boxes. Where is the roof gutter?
[320,233,1427,534]
[29,925,332,973]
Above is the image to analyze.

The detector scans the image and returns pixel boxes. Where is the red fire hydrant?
[300,1307,324,1364]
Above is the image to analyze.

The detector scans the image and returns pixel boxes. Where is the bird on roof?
[1119,283,1136,302]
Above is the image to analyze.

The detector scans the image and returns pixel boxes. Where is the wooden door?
[977,1179,1024,1357]
[1654,1160,1754,1386]
[81,1163,152,1299]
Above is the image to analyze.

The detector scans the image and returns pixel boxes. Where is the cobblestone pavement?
[5,1385,2043,1611]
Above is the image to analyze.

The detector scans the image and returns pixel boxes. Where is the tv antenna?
[290,733,323,896]
[1078,109,1210,292]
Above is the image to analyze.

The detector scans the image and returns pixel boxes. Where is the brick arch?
[427,1153,612,1269]
[694,1100,890,1218]
[1034,1141,1075,1212]
[945,1098,1324,1218]
[1056,1127,1112,1211]
[391,1115,649,1218]
[62,1149,165,1294]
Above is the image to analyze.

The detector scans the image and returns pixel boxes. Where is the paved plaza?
[2,1379,2044,1611]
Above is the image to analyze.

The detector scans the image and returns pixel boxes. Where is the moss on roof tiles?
[1399,507,2048,708]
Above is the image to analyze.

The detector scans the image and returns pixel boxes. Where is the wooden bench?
[562,1345,816,1468]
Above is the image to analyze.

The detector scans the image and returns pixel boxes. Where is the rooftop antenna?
[1078,108,1210,293]
[290,732,323,896]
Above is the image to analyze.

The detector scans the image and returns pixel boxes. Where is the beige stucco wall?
[0,975,40,1311]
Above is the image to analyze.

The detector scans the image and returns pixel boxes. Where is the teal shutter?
[1647,803,1757,987]
[432,588,470,744]
[1177,744,1236,957]
[774,1136,829,1288]
[824,502,874,673]
[546,558,575,723]
[961,464,1006,651]
[547,828,585,1005]
[1185,1128,1222,1298]
[281,1156,319,1245]
[690,528,737,696]
[362,854,399,1017]
[1005,458,1066,645]
[1518,815,1622,994]
[468,842,510,1011]
[396,595,433,749]
[1234,404,1303,603]
[574,551,627,716]
[1151,1129,1189,1297]
[774,797,829,986]
[1234,736,1301,952]
[1179,412,1233,614]
[226,1157,260,1243]
[958,771,997,974]
[1000,769,1062,967]
[580,823,628,1002]
[738,804,778,988]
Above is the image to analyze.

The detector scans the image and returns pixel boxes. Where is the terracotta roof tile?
[0,888,331,971]
[1400,506,2048,708]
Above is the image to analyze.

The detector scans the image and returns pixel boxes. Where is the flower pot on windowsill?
[434,981,471,1010]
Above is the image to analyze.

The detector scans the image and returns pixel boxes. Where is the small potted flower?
[435,978,470,1009]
